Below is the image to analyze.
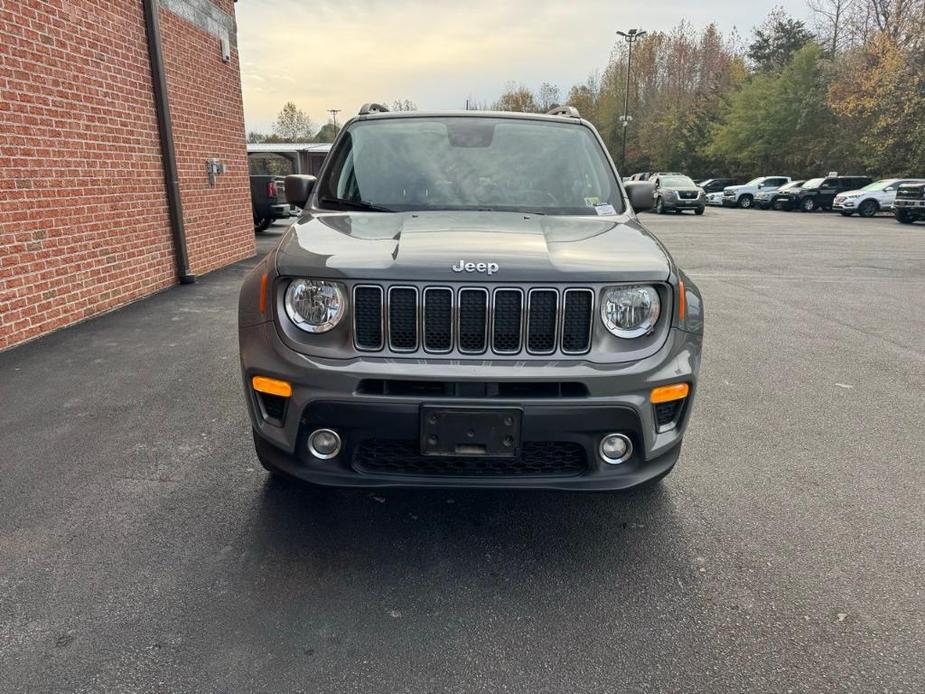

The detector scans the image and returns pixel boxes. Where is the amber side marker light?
[252,376,292,398]
[651,383,690,404]
[259,273,268,314]
[678,279,686,320]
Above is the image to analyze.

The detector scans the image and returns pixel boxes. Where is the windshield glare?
[318,117,623,215]
[661,176,696,187]
[802,178,824,189]
[861,179,897,191]
[746,177,764,186]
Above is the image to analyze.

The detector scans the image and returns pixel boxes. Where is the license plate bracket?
[420,406,522,457]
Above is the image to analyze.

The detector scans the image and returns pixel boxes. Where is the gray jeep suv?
[238,105,703,490]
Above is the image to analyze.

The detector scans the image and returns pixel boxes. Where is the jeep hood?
[274,211,672,282]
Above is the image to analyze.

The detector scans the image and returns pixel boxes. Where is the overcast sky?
[236,0,809,133]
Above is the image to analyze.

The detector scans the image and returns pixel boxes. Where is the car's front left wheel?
[801,198,816,212]
[858,199,879,218]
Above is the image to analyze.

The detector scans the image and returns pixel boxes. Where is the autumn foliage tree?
[488,2,924,179]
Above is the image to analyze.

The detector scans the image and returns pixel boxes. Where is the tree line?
[489,1,925,179]
[247,99,417,145]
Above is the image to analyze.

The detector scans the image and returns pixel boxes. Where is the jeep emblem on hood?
[452,259,499,276]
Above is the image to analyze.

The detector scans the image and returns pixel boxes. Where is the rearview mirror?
[285,175,316,207]
[625,181,655,213]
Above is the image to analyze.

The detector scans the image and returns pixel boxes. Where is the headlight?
[284,279,346,333]
[601,285,661,338]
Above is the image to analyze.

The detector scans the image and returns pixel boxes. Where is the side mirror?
[285,175,316,207]
[625,181,655,212]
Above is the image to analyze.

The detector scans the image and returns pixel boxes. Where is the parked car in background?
[628,172,651,181]
[757,180,803,209]
[705,191,724,206]
[250,175,293,232]
[776,175,873,212]
[652,174,705,214]
[722,176,790,209]
[893,182,925,224]
[698,178,736,194]
[833,178,925,217]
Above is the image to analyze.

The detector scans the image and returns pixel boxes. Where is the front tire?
[254,216,272,233]
[858,199,879,218]
[737,194,753,209]
[895,209,914,224]
[840,211,853,216]
[694,207,704,215]
[800,197,816,212]
[655,198,665,214]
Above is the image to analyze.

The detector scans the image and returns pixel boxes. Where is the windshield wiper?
[319,197,394,213]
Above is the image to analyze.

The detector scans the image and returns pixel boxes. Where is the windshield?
[802,178,825,189]
[317,117,623,215]
[860,179,897,191]
[746,177,764,186]
[660,176,697,187]
[781,181,804,191]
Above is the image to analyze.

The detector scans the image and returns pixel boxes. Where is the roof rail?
[547,105,581,118]
[358,103,390,115]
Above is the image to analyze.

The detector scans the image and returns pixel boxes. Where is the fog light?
[308,428,341,460]
[599,433,633,465]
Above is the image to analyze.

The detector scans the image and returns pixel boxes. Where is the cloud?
[236,0,808,132]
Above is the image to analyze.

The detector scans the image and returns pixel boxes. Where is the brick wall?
[0,0,254,351]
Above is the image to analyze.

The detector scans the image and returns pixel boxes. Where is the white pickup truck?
[722,176,791,209]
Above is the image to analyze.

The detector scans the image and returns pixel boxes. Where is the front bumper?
[663,198,705,211]
[239,322,702,490]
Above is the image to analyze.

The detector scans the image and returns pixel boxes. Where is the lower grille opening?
[356,380,589,398]
[354,439,588,477]
[654,400,683,430]
[258,393,287,421]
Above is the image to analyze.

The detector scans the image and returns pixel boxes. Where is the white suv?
[722,176,791,209]
[833,179,925,217]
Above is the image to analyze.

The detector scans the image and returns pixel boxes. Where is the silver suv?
[238,105,703,490]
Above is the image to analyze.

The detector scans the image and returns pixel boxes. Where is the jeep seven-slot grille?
[353,285,594,356]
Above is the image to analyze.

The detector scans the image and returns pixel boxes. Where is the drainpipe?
[142,0,195,284]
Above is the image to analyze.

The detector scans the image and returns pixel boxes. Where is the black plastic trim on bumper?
[252,401,684,490]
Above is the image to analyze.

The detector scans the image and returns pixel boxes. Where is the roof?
[354,110,587,124]
[246,142,332,154]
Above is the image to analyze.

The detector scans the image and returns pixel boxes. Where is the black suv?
[894,182,925,224]
[697,178,736,194]
[777,175,873,212]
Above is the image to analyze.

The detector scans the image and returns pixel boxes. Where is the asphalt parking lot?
[1,208,923,693]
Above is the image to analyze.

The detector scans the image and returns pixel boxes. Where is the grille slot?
[388,287,418,351]
[458,288,488,353]
[655,400,683,430]
[352,284,597,356]
[423,287,453,353]
[353,285,383,350]
[492,289,523,354]
[527,289,558,354]
[562,289,593,354]
[354,439,587,477]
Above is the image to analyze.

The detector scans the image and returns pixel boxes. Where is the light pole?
[327,108,341,132]
[616,28,646,172]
